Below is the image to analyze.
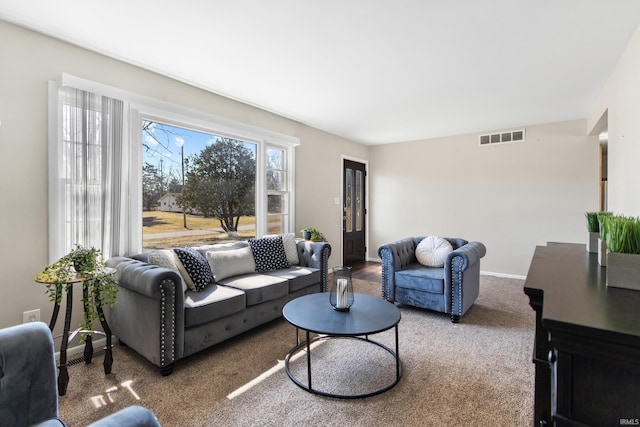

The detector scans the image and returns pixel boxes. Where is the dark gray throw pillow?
[248,236,290,273]
[173,247,214,291]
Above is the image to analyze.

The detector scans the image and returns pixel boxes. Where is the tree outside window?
[141,120,257,250]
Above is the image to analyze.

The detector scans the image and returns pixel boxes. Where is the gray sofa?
[378,237,486,322]
[106,237,330,375]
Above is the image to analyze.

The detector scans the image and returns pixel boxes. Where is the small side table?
[36,268,115,396]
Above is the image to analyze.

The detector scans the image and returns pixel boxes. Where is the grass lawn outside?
[142,210,256,251]
[143,210,255,234]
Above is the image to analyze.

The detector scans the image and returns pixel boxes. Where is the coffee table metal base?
[284,327,402,399]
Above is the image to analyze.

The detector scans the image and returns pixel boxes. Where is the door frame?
[340,155,369,266]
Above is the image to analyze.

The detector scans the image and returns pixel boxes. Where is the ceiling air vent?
[479,129,525,146]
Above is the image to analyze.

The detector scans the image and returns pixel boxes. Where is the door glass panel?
[345,168,353,232]
[356,170,363,231]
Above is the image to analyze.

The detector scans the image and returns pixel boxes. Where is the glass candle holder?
[329,266,353,311]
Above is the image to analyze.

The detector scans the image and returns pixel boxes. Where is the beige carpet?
[58,276,535,427]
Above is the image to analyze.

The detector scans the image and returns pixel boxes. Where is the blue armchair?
[0,322,161,427]
[378,237,486,322]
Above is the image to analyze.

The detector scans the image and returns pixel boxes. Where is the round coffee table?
[282,292,402,399]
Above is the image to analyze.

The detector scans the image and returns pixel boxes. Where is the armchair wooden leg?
[451,314,460,323]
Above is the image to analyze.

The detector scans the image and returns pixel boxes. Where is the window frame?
[50,73,299,257]
[265,145,291,234]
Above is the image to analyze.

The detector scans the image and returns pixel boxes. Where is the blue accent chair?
[378,237,486,322]
[0,322,161,427]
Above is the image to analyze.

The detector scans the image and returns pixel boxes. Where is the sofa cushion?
[415,236,453,267]
[264,233,299,265]
[173,247,214,292]
[248,236,290,272]
[205,246,256,282]
[193,241,249,258]
[218,273,289,306]
[263,266,320,293]
[395,264,445,294]
[148,249,187,293]
[184,285,246,327]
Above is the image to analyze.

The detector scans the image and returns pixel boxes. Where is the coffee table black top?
[283,292,401,336]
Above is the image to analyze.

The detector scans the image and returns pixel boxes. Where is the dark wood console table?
[524,243,640,426]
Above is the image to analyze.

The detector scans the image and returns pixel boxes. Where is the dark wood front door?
[343,159,366,266]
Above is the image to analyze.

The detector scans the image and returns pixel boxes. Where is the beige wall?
[1,17,638,331]
[369,119,600,277]
[0,20,364,330]
[588,25,640,217]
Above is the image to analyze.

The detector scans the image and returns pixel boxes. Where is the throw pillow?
[173,247,214,292]
[205,246,256,282]
[148,249,187,293]
[264,233,299,265]
[415,236,454,267]
[248,236,290,273]
[148,249,179,271]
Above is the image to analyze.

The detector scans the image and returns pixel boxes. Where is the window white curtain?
[49,85,129,261]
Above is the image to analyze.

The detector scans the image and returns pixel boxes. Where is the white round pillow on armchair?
[415,236,454,267]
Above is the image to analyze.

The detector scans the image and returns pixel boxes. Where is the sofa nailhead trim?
[160,286,165,365]
[450,256,463,316]
[159,279,176,368]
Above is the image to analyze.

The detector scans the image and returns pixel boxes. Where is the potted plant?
[601,215,640,290]
[585,211,600,253]
[35,245,118,336]
[301,227,326,242]
[597,211,612,265]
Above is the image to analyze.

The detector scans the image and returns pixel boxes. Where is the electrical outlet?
[23,309,40,323]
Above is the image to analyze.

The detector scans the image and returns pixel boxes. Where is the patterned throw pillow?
[264,233,299,265]
[173,247,214,292]
[248,236,290,273]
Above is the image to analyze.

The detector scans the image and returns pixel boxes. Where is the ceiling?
[2,1,640,145]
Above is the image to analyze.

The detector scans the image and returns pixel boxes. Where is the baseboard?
[481,271,526,280]
[55,335,118,362]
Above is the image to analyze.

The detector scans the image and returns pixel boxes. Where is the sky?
[142,120,256,182]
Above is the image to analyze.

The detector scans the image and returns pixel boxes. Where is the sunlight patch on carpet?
[226,339,326,400]
[89,380,141,408]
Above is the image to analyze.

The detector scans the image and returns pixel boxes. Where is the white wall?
[0,20,364,331]
[369,119,600,277]
[588,25,640,217]
[294,125,369,261]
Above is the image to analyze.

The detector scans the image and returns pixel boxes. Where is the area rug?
[58,275,535,426]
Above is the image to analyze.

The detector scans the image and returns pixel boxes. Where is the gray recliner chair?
[0,322,161,427]
[378,237,486,322]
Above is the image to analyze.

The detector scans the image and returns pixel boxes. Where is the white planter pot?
[606,252,640,290]
[598,238,607,266]
[587,232,599,253]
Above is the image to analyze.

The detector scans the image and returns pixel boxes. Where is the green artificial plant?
[601,215,640,254]
[301,227,326,242]
[35,245,118,336]
[585,211,600,233]
[597,211,613,240]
